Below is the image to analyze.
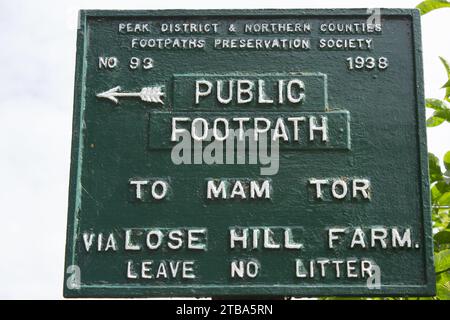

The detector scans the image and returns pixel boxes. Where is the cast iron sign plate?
[64,9,435,297]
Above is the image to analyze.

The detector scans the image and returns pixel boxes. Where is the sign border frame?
[63,8,435,298]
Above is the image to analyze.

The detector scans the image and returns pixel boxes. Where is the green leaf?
[427,109,450,127]
[444,151,450,171]
[429,153,443,182]
[435,109,450,120]
[425,98,448,110]
[442,79,450,89]
[436,271,450,299]
[435,231,450,252]
[433,230,450,252]
[439,57,450,100]
[436,181,450,193]
[432,184,443,201]
[416,0,450,15]
[433,210,450,231]
[435,231,450,245]
[435,249,450,273]
[427,115,445,127]
[440,56,450,75]
[432,181,450,203]
[438,192,450,206]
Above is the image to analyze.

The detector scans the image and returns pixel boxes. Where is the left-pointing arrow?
[96,86,165,104]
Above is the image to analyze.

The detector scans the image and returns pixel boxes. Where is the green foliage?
[430,152,450,300]
[416,0,450,15]
[439,56,450,101]
[428,57,450,281]
[435,249,450,299]
[444,151,450,170]
[436,271,450,299]
[434,230,450,251]
[429,150,450,238]
[425,57,450,127]
[435,249,450,273]
[427,108,450,127]
[429,152,444,181]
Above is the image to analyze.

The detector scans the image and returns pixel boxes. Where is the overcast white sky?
[0,0,448,299]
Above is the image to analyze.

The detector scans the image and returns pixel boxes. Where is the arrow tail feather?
[140,86,165,104]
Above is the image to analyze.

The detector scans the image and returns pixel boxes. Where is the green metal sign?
[64,9,435,298]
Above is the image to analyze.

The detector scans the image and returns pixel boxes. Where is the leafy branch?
[416,0,450,15]
[426,56,450,127]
